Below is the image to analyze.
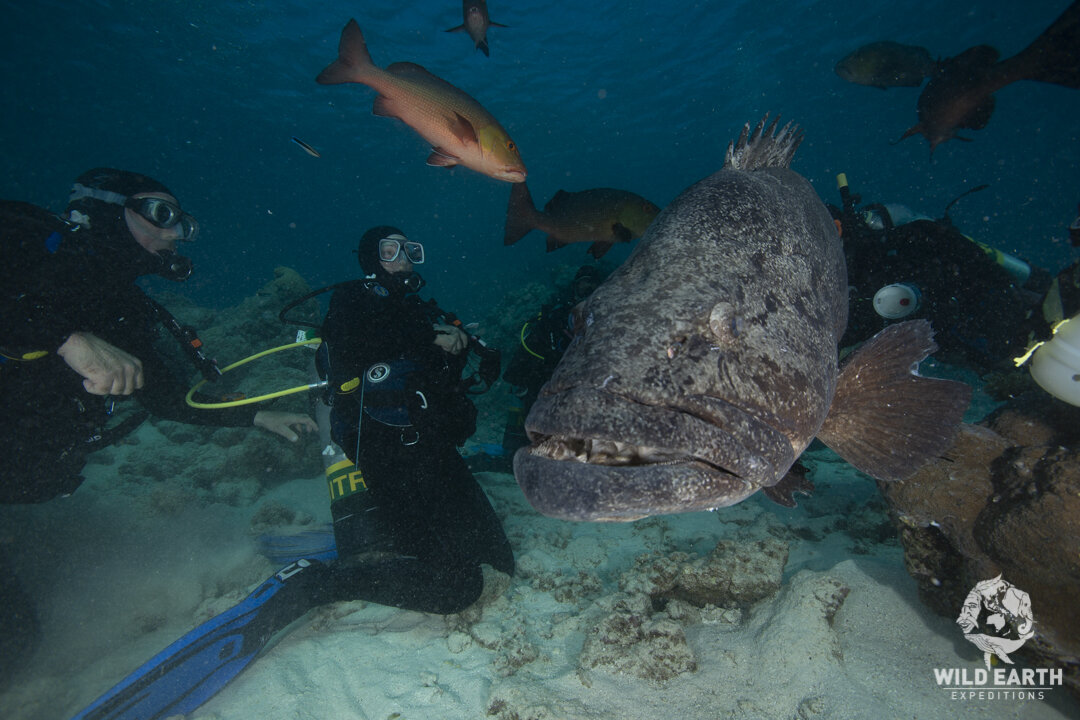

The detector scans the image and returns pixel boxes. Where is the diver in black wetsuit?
[0,168,315,688]
[830,183,1051,375]
[317,225,514,614]
[0,169,315,504]
[63,228,515,720]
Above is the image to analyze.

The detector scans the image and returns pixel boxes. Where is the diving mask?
[69,183,199,241]
[378,235,424,264]
[124,196,199,241]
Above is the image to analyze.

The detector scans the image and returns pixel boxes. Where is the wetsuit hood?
[357,225,424,295]
[66,167,193,282]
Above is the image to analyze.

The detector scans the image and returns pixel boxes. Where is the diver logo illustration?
[957,574,1034,670]
[933,575,1063,701]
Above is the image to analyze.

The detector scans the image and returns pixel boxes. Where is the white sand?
[1,424,1076,720]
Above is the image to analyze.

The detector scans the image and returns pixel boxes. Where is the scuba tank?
[309,334,367,505]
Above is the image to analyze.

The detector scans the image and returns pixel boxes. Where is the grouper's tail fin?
[817,320,971,482]
[723,114,804,171]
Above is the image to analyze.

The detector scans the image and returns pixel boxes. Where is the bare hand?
[433,324,469,354]
[57,331,144,395]
[253,411,318,442]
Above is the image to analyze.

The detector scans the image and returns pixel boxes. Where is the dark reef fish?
[898,0,1080,153]
[835,41,937,89]
[514,115,971,522]
[445,0,508,57]
[504,182,660,258]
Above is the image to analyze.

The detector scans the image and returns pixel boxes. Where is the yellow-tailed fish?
[504,182,660,258]
[316,19,526,183]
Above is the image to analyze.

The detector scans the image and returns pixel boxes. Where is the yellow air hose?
[185,338,326,409]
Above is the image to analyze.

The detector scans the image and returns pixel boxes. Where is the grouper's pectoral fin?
[761,462,814,508]
[817,319,971,482]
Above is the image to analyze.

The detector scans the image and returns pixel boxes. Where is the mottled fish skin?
[515,117,846,520]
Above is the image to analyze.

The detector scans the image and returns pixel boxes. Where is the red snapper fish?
[445,0,508,57]
[317,19,526,183]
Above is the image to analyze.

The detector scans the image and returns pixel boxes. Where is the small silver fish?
[291,136,321,158]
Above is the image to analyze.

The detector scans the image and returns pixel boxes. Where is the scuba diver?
[0,168,315,688]
[316,224,514,611]
[499,265,603,460]
[830,177,1051,375]
[68,225,512,720]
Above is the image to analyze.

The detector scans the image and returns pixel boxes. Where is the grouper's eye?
[567,303,592,347]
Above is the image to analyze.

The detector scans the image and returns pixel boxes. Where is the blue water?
[3,0,1078,316]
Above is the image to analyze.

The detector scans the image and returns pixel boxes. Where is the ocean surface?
[3,1,1080,719]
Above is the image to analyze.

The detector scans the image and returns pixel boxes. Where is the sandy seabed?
[1,419,1076,720]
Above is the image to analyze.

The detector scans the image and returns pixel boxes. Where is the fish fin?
[504,182,539,245]
[611,223,633,242]
[490,21,510,28]
[316,19,374,85]
[479,40,490,57]
[371,94,397,118]
[723,113,803,171]
[426,148,460,168]
[385,61,447,83]
[543,190,570,213]
[817,320,971,482]
[1006,0,1080,87]
[445,24,466,33]
[587,241,613,258]
[447,111,480,145]
[890,124,923,145]
[761,462,814,508]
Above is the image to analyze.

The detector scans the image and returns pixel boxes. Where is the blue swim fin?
[70,559,330,720]
[256,524,338,565]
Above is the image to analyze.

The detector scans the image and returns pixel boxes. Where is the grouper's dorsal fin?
[723,113,803,171]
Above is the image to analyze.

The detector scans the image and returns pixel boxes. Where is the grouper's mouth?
[514,388,795,522]
[529,435,690,468]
